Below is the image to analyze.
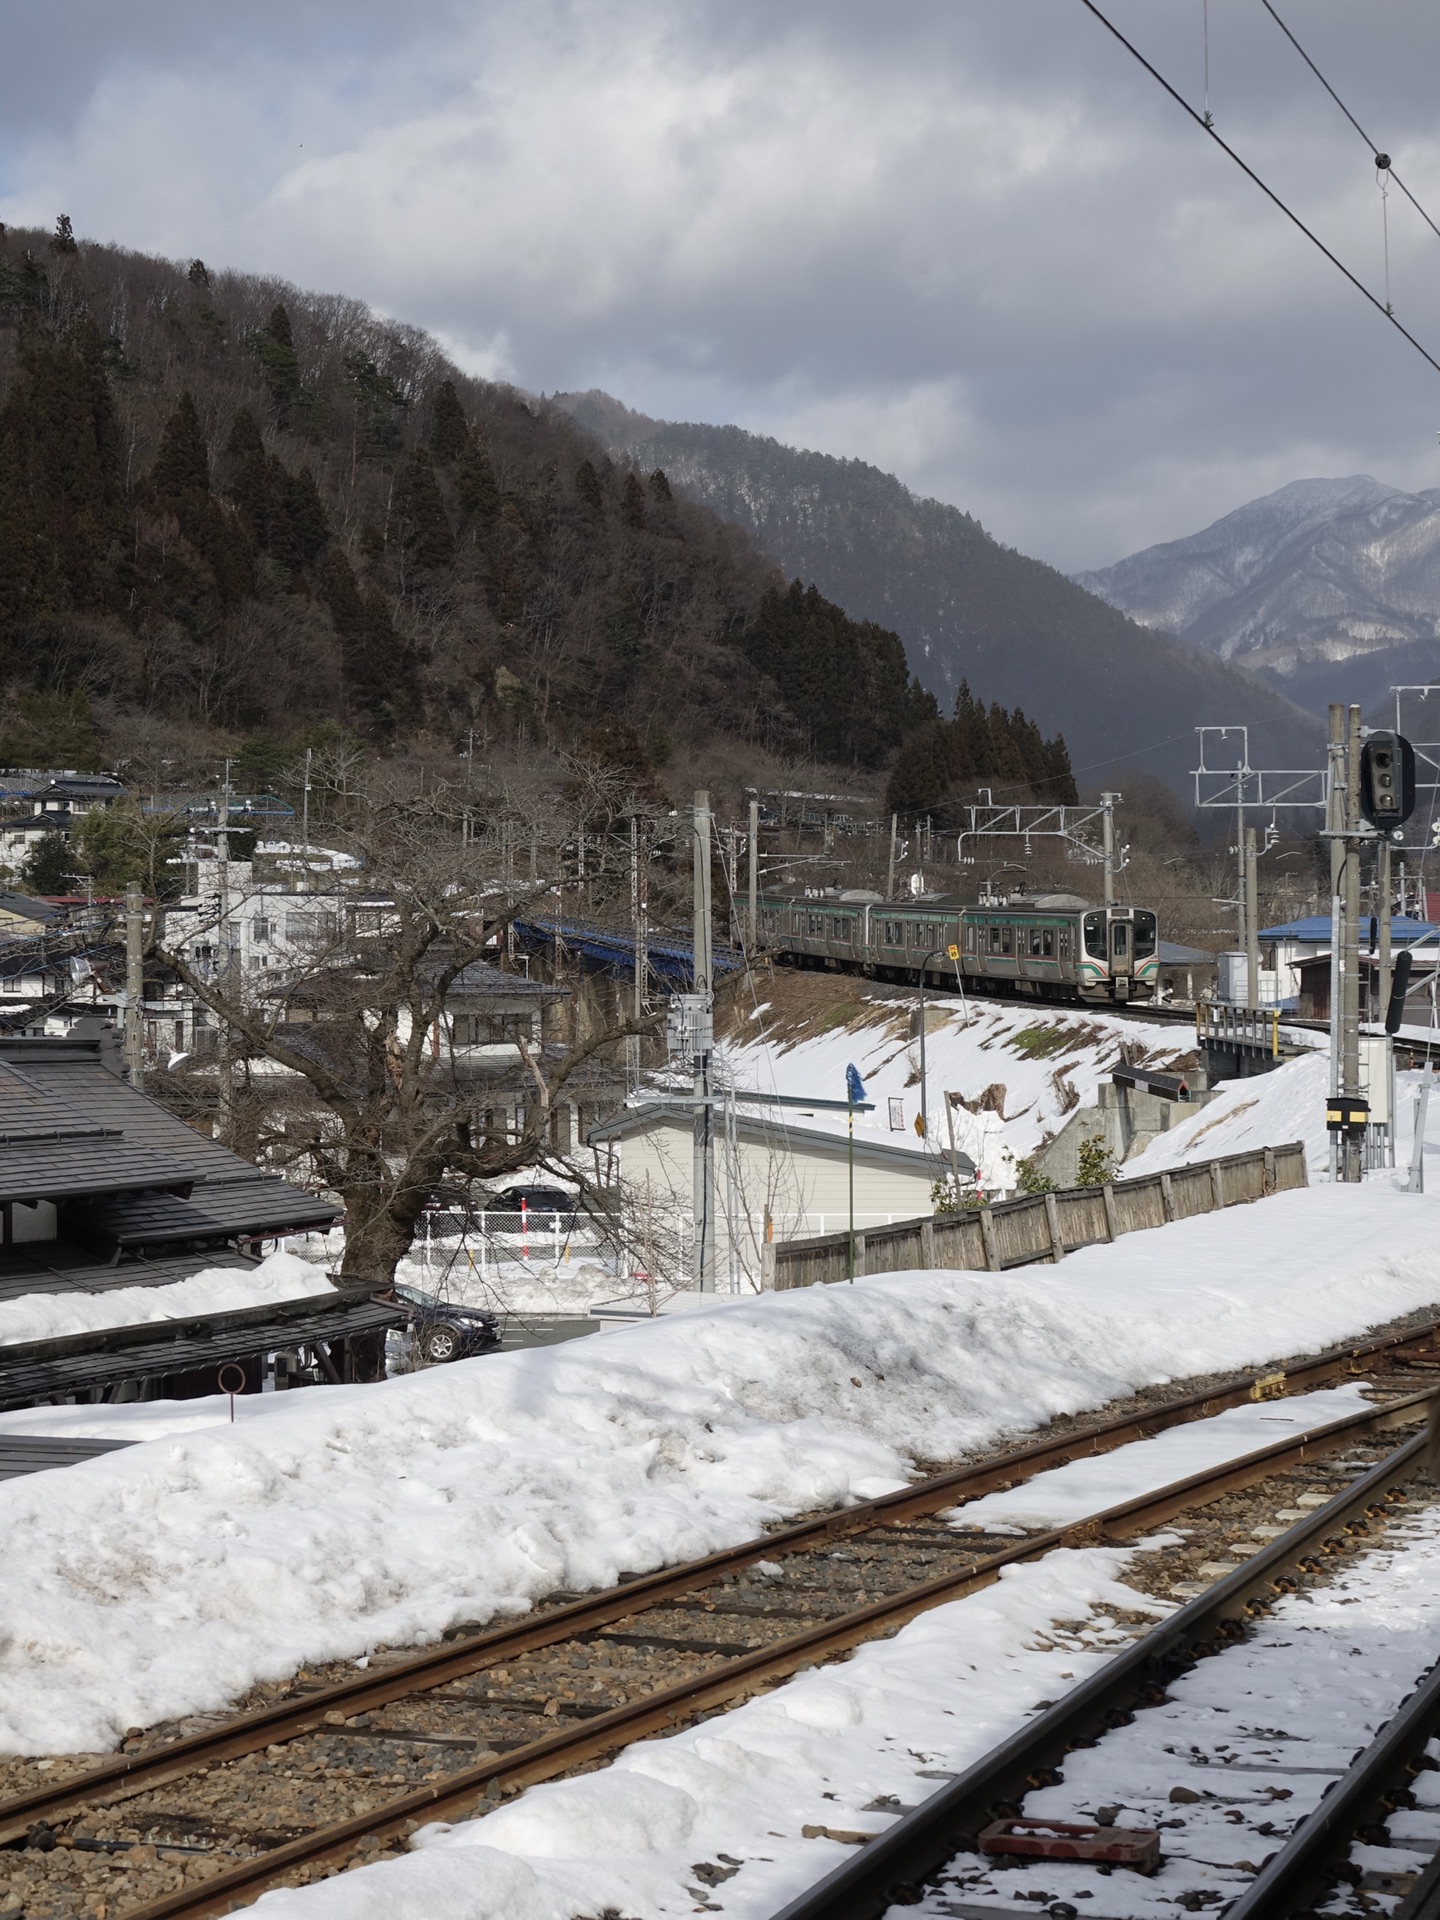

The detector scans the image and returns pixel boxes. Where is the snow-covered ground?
[0,1252,334,1347]
[2,1182,1439,1756]
[718,995,1190,1192]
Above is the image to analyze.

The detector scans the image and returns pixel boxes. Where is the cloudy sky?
[6,1,1440,571]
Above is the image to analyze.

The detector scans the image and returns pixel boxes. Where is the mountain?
[1074,476,1440,717]
[0,224,945,786]
[553,392,1321,792]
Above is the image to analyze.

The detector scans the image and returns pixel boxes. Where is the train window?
[965,923,977,951]
[1059,927,1072,959]
[1133,910,1157,959]
[989,923,1002,952]
[807,912,825,937]
[1083,913,1107,959]
[1042,929,1054,958]
[761,909,777,934]
[1001,925,1014,955]
[1112,922,1129,958]
[833,916,855,941]
[882,920,903,945]
[1028,928,1043,956]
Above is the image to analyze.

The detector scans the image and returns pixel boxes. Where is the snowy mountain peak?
[1074,475,1440,714]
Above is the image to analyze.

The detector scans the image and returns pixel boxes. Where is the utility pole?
[1326,704,1346,1180]
[1377,836,1392,1025]
[748,797,759,952]
[216,761,234,1147]
[692,791,716,1291]
[124,881,145,1088]
[1244,827,1260,1013]
[1101,793,1119,906]
[628,816,643,1088]
[1342,705,1364,1184]
[886,812,898,900]
[301,746,313,891]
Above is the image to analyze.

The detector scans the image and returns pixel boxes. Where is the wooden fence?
[769,1141,1308,1289]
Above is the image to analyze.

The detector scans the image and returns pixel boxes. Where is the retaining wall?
[768,1140,1308,1290]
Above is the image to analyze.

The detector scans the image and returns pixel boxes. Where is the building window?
[251,918,271,943]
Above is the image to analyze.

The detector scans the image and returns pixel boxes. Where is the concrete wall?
[1031,1079,1217,1188]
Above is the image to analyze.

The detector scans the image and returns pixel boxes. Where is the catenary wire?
[1077,0,1440,380]
[1261,0,1440,249]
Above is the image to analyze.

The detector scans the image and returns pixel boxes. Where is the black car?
[392,1283,501,1365]
[482,1184,577,1223]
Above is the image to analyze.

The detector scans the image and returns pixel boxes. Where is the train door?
[1109,909,1133,1000]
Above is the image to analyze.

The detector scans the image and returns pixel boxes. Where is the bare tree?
[153,758,656,1289]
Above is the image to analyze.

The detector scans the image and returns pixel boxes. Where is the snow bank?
[1125,1051,1330,1174]
[2,1182,1439,1755]
[0,1251,335,1348]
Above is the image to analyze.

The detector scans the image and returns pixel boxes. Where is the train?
[757,889,1159,1005]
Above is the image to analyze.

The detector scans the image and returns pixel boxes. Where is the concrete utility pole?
[301,746,313,891]
[1326,703,1346,1179]
[692,790,716,1291]
[1342,704,1364,1184]
[1244,827,1260,1013]
[886,812,898,901]
[1235,789,1247,968]
[124,881,145,1088]
[1101,793,1120,906]
[216,761,234,1146]
[628,816,642,1088]
[748,797,759,951]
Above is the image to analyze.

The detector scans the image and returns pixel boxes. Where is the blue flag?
[846,1063,866,1107]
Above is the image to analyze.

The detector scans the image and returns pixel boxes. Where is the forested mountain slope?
[0,225,943,784]
[554,391,1322,789]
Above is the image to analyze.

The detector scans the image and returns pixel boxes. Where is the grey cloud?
[6,1,1440,571]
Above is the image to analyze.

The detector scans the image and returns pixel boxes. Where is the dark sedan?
[392,1283,502,1365]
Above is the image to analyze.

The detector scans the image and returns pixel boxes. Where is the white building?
[587,1102,963,1292]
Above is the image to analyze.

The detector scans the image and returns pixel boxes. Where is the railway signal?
[1357,729,1416,830]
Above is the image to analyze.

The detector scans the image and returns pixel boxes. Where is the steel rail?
[1224,1651,1440,1917]
[90,1391,1436,1917]
[3,1317,1436,1853]
[767,1426,1433,1920]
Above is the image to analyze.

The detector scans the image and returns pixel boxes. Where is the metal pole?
[124,880,144,1088]
[1342,705,1364,1183]
[1244,827,1259,1013]
[1326,704,1345,1181]
[628,816,641,1089]
[886,812,898,900]
[692,790,715,1291]
[847,1089,855,1283]
[1101,793,1118,906]
[1378,837,1392,1026]
[1235,787,1247,966]
[748,797,759,952]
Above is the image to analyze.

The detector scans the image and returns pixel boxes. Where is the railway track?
[770,1426,1440,1920]
[3,1323,1440,1919]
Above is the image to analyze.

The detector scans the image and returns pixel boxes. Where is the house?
[0,1021,398,1414]
[1260,915,1437,1006]
[1294,946,1440,1027]
[0,892,60,937]
[587,1102,962,1291]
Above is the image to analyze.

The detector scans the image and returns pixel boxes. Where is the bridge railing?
[768,1141,1308,1289]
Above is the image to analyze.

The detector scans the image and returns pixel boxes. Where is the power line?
[1261,0,1440,249]
[1077,0,1440,381]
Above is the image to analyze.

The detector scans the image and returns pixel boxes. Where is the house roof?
[1260,915,1438,942]
[0,1023,340,1265]
[587,1101,972,1173]
[0,893,59,924]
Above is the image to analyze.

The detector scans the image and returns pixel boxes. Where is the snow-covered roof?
[1260,915,1437,942]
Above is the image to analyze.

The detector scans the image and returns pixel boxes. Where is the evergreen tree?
[187,259,211,288]
[252,304,304,424]
[621,472,647,529]
[575,460,604,514]
[49,214,78,256]
[648,468,673,503]
[320,549,421,735]
[429,380,470,465]
[394,446,454,570]
[21,830,74,895]
[455,440,500,522]
[152,392,210,498]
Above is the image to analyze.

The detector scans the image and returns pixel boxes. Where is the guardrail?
[769,1141,1307,1289]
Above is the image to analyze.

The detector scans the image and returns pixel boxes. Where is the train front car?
[1077,904,1158,1003]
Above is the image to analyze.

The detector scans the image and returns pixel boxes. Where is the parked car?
[391,1283,501,1365]
[482,1184,578,1222]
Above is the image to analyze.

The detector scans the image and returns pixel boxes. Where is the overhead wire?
[1076,0,1440,380]
[1260,0,1440,250]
